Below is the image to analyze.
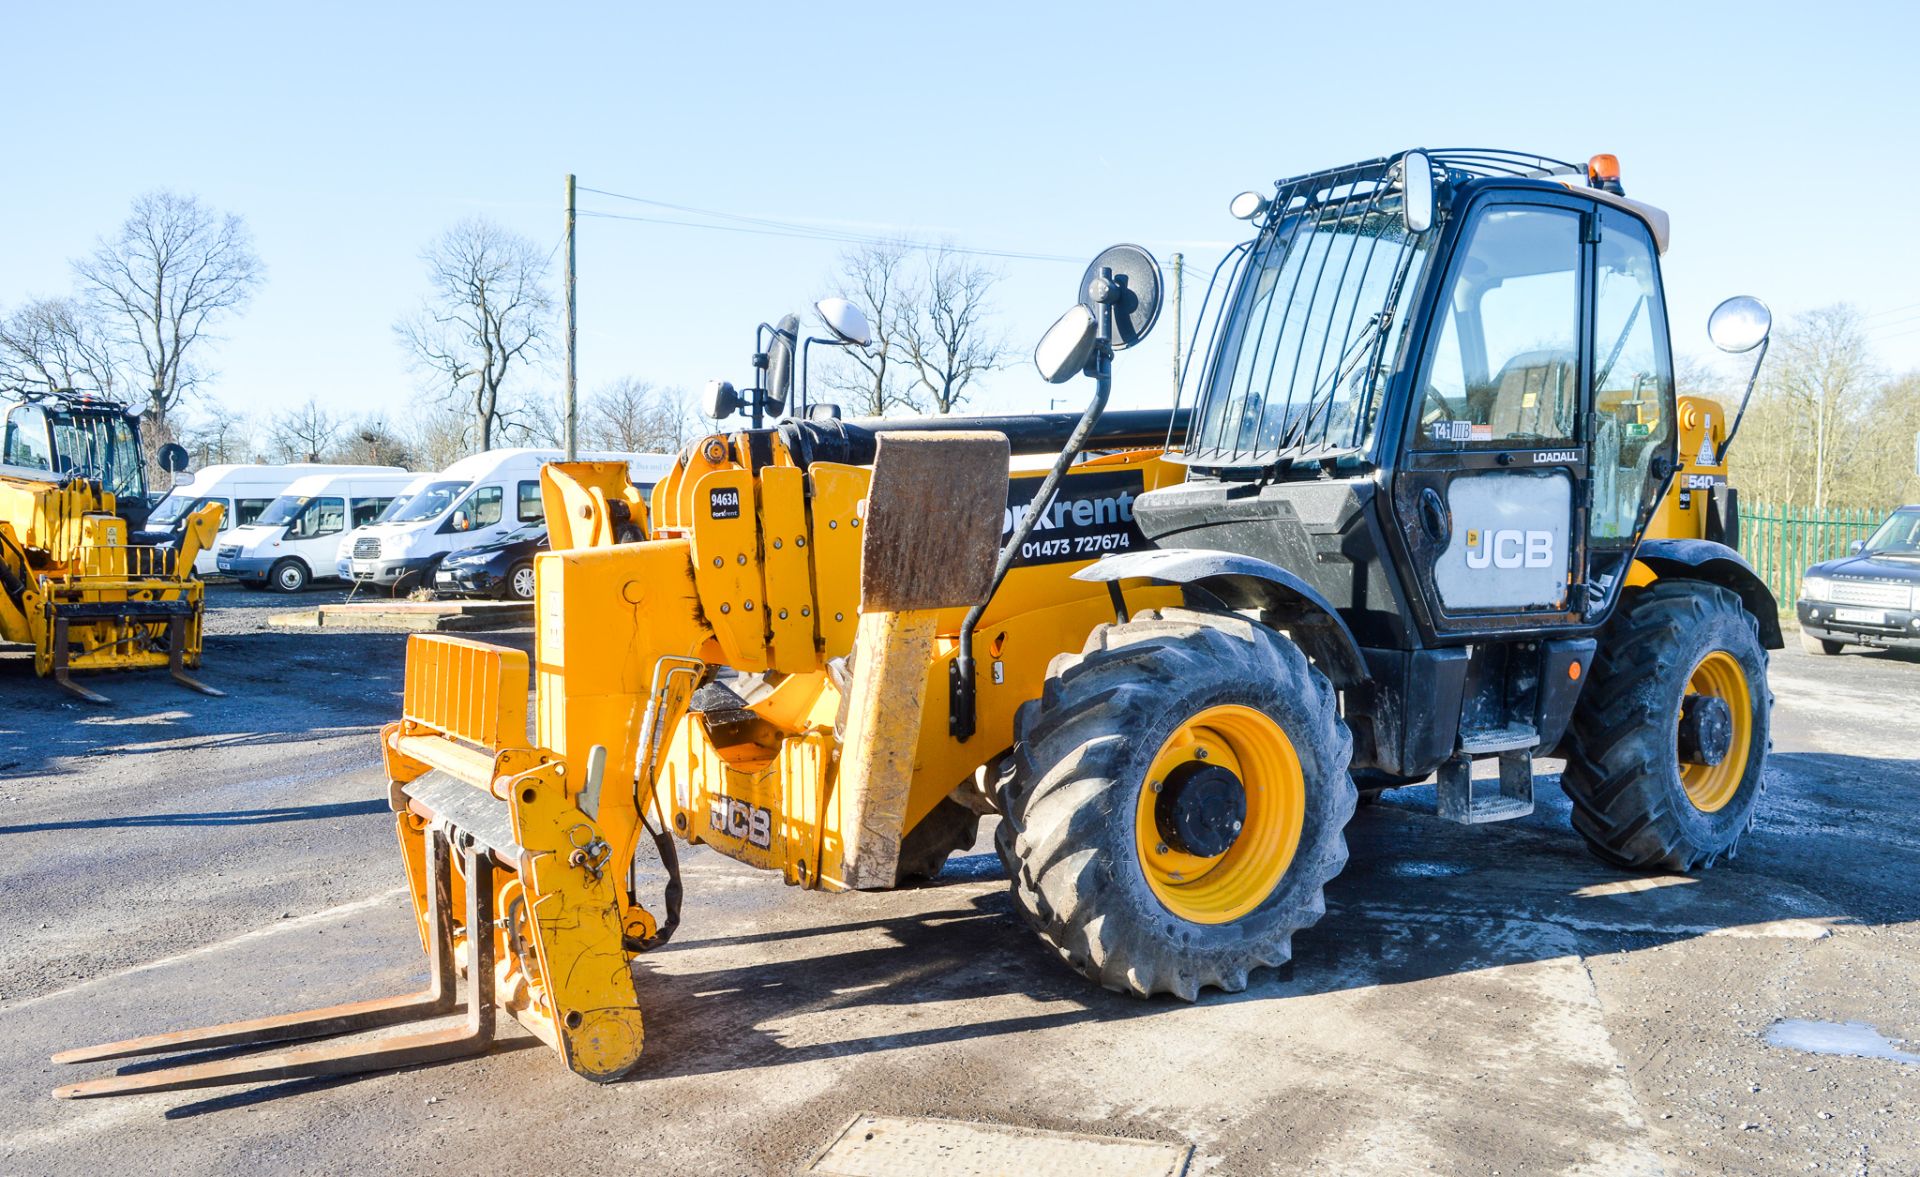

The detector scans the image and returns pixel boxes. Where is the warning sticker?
[1003,468,1146,568]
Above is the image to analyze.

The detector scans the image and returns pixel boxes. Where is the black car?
[1796,504,1920,654]
[433,522,546,601]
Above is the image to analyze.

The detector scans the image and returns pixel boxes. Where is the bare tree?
[339,412,415,468]
[267,398,343,462]
[900,244,1007,414]
[72,191,263,440]
[409,403,479,470]
[818,241,919,416]
[177,401,256,467]
[579,377,694,452]
[1750,305,1874,510]
[0,296,123,393]
[395,218,551,451]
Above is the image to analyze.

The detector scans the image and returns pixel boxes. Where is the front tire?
[1563,581,1772,871]
[269,559,309,593]
[506,562,536,602]
[998,607,1355,999]
[1798,630,1843,656]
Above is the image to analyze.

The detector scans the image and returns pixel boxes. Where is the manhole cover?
[808,1113,1192,1177]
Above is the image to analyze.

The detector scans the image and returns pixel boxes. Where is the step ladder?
[1436,725,1538,824]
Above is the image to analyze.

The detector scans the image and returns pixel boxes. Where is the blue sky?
[4,1,1917,431]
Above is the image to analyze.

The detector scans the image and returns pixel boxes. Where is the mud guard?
[1634,538,1784,650]
[1074,549,1368,688]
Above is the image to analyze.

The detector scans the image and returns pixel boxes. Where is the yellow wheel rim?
[1679,650,1753,813]
[1134,704,1305,924]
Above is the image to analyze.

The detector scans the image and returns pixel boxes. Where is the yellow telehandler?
[2,388,224,702]
[56,149,1783,1097]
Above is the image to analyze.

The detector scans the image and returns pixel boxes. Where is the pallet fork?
[54,831,494,1098]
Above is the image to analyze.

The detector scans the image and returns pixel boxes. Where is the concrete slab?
[267,600,531,632]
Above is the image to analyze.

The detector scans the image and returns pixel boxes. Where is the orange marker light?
[1587,154,1624,195]
[1569,661,1583,681]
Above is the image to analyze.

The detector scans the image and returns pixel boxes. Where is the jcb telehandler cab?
[56,149,1780,1097]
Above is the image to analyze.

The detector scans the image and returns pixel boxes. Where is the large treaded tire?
[996,607,1355,999]
[1562,581,1772,871]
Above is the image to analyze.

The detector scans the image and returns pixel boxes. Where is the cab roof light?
[1587,153,1624,196]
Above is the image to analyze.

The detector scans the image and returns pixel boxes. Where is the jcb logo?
[1464,528,1556,570]
[707,796,772,849]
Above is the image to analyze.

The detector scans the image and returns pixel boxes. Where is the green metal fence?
[1737,503,1885,605]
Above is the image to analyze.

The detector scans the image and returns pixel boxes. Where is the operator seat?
[1479,349,1577,441]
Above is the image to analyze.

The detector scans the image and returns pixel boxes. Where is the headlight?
[1911,585,1920,612]
[1802,576,1832,601]
[384,533,414,559]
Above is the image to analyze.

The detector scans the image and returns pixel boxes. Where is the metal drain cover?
[807,1114,1192,1176]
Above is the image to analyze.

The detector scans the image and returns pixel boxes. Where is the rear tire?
[268,558,309,593]
[1563,581,1772,871]
[895,797,981,881]
[998,607,1354,999]
[1798,630,1843,656]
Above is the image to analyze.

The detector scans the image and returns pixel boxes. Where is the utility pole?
[564,173,578,460]
[1169,252,1184,396]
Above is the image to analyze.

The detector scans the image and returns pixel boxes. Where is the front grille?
[353,536,381,559]
[218,544,241,558]
[1828,580,1909,609]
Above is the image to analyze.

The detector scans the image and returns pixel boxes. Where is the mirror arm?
[1714,334,1770,466]
[952,280,1117,741]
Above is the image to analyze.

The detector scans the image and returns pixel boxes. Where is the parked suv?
[1797,505,1920,654]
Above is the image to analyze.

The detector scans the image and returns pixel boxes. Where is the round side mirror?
[1080,244,1163,351]
[765,313,799,416]
[1708,296,1771,354]
[1034,305,1097,384]
[1229,190,1270,221]
[157,442,190,474]
[816,297,872,347]
[702,379,740,420]
[1401,151,1435,234]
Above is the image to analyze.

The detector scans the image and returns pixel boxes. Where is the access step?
[1436,747,1536,824]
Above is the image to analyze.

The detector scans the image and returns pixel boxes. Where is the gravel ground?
[0,584,1915,1175]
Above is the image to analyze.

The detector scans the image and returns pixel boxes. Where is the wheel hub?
[1155,761,1247,859]
[1678,694,1733,766]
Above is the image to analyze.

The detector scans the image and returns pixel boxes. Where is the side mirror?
[816,297,871,347]
[765,313,798,417]
[157,442,190,474]
[1708,295,1772,353]
[1401,151,1435,234]
[1849,539,1867,555]
[452,512,470,532]
[1034,305,1097,384]
[1707,295,1774,465]
[1229,190,1269,221]
[702,379,741,420]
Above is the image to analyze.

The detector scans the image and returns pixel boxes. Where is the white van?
[146,463,406,575]
[346,449,677,592]
[333,471,438,580]
[215,471,420,591]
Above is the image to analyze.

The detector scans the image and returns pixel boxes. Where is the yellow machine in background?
[0,468,223,701]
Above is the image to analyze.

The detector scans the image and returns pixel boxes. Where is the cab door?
[1391,191,1594,637]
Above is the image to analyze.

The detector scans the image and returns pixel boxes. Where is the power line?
[573,185,1084,264]
[1865,301,1920,319]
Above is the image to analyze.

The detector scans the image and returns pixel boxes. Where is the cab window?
[1417,205,1582,449]
[235,498,272,527]
[3,405,53,469]
[289,496,346,539]
[517,480,544,523]
[1589,213,1674,543]
[449,485,503,531]
[352,497,392,528]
